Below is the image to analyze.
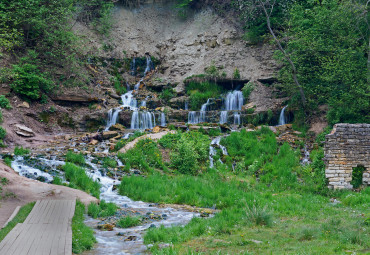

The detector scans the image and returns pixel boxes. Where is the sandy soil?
[0,161,98,228]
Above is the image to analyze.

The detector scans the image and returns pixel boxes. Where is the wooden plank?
[11,223,41,255]
[45,202,64,255]
[0,223,22,252]
[6,223,33,255]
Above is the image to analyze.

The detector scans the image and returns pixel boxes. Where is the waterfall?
[185,101,189,110]
[134,78,144,91]
[105,108,122,131]
[209,137,229,168]
[144,55,154,75]
[130,57,136,76]
[188,111,199,124]
[225,91,243,111]
[278,106,288,125]
[131,111,156,130]
[160,112,166,126]
[219,111,228,124]
[233,112,241,125]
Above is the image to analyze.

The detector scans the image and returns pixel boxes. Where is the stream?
[9,141,198,255]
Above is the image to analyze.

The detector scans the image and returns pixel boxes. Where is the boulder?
[110,123,125,131]
[17,102,30,108]
[14,124,35,137]
[102,131,118,140]
[90,139,99,145]
[51,94,100,103]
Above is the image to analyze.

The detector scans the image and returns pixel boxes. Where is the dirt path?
[0,162,98,228]
[119,131,175,153]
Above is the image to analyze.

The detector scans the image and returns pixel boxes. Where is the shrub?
[102,157,117,168]
[0,95,11,109]
[160,88,175,102]
[72,201,96,254]
[0,127,6,140]
[186,81,224,110]
[87,200,118,219]
[116,216,141,228]
[14,146,30,155]
[52,176,63,185]
[233,68,241,79]
[242,81,255,100]
[65,151,86,165]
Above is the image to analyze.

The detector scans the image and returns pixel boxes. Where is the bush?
[116,216,141,228]
[0,127,6,140]
[233,68,241,79]
[242,81,255,100]
[0,95,11,109]
[102,157,117,168]
[186,81,224,110]
[11,51,53,101]
[14,146,30,155]
[160,88,175,102]
[62,163,101,198]
[72,201,96,254]
[65,151,86,165]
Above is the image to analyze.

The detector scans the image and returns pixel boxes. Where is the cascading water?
[130,57,136,76]
[105,108,122,131]
[219,111,228,124]
[185,101,189,110]
[160,112,166,126]
[225,90,243,111]
[187,99,212,124]
[144,55,154,75]
[131,111,156,130]
[188,111,199,124]
[233,112,241,125]
[278,106,288,125]
[9,142,198,255]
[209,136,228,168]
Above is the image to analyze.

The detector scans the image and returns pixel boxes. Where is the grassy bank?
[0,202,35,242]
[118,129,370,254]
[72,201,96,254]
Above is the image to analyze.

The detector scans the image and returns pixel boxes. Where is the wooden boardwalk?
[0,200,76,255]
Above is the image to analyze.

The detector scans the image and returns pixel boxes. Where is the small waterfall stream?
[9,144,198,255]
[209,136,228,168]
[278,106,288,126]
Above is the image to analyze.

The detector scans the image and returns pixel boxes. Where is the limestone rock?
[90,139,99,145]
[17,102,30,108]
[14,124,35,137]
[110,123,125,131]
[102,131,118,140]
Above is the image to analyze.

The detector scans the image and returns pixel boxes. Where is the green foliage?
[116,216,141,228]
[351,166,365,189]
[113,131,144,152]
[0,126,6,140]
[113,77,127,95]
[233,68,240,79]
[0,202,35,242]
[102,157,117,168]
[170,132,209,175]
[52,176,63,185]
[62,163,101,198]
[245,203,273,227]
[117,138,164,173]
[14,146,30,156]
[0,110,2,123]
[10,51,53,101]
[204,63,221,78]
[72,201,96,254]
[65,151,86,165]
[87,200,118,219]
[278,0,369,125]
[0,95,11,109]
[3,157,12,167]
[186,81,224,110]
[242,82,255,101]
[159,88,175,102]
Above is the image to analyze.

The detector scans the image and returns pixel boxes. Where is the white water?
[160,112,166,126]
[105,109,122,131]
[187,99,212,124]
[184,101,189,110]
[131,111,156,130]
[144,55,153,75]
[225,91,243,111]
[11,149,198,255]
[209,136,228,168]
[278,106,288,125]
[188,111,199,124]
[301,145,310,165]
[219,111,228,124]
[233,112,241,126]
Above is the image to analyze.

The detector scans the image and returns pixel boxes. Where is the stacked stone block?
[324,123,370,189]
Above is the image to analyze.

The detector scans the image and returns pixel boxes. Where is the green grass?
[0,202,35,242]
[113,131,144,152]
[72,201,96,254]
[62,163,101,198]
[186,81,225,110]
[65,151,86,165]
[116,216,141,228]
[117,128,370,254]
[14,146,30,156]
[102,157,117,168]
[87,200,118,219]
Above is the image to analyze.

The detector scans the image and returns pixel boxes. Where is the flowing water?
[9,143,198,255]
[219,111,228,124]
[278,106,288,126]
[209,136,228,168]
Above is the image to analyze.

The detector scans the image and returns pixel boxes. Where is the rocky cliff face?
[73,2,278,88]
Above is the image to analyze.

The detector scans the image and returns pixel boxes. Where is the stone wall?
[324,123,370,189]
